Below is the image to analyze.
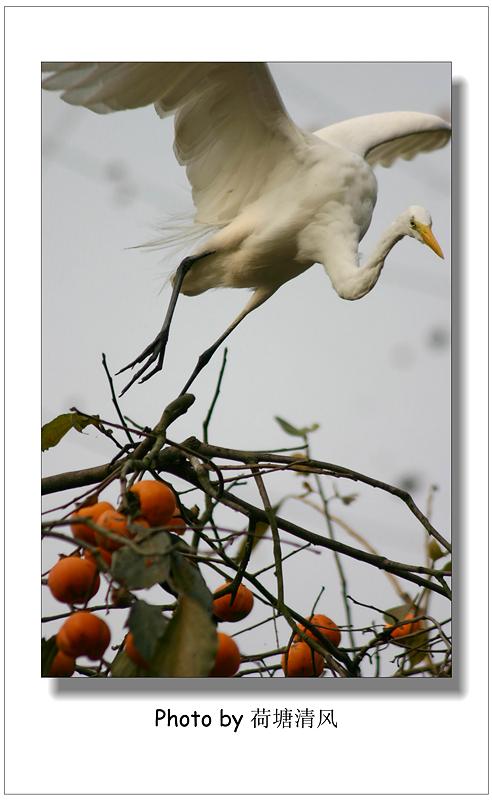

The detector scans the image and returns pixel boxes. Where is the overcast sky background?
[41,62,451,677]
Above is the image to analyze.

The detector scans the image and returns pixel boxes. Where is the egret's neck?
[325,218,405,301]
[363,219,404,278]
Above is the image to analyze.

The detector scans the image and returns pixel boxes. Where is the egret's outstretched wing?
[314,111,450,167]
[42,62,307,224]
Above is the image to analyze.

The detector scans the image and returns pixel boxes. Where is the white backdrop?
[5,5,489,795]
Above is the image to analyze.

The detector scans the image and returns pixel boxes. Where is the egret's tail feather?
[129,212,220,258]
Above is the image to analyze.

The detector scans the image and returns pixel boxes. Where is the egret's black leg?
[179,285,279,395]
[118,251,214,395]
[180,332,231,395]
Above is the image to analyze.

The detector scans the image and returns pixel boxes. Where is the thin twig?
[310,450,356,649]
[102,353,134,446]
[252,468,284,610]
[183,440,452,553]
[310,586,325,616]
[252,541,314,578]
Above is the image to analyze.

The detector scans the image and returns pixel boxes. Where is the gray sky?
[42,62,451,676]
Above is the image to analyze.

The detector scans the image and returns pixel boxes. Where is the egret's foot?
[116,252,216,396]
[118,330,169,396]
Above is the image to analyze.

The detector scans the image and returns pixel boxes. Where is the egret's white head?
[404,205,444,258]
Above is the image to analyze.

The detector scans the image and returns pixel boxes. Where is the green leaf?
[41,636,58,677]
[110,649,143,678]
[274,416,305,438]
[427,539,445,562]
[127,600,168,663]
[407,629,430,667]
[274,416,320,439]
[167,548,213,612]
[111,532,171,590]
[136,545,217,676]
[150,594,217,677]
[41,412,98,451]
[442,561,452,572]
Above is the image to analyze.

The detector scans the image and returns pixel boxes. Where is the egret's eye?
[410,219,417,229]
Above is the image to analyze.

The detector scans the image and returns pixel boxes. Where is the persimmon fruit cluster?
[83,547,112,569]
[281,612,340,677]
[70,500,114,546]
[68,481,180,556]
[95,509,149,551]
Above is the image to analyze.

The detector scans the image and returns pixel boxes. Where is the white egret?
[42,63,450,394]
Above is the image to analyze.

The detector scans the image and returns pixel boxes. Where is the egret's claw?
[118,331,169,396]
[116,252,214,394]
[117,333,166,375]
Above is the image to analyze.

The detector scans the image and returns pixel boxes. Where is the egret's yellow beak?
[417,223,444,259]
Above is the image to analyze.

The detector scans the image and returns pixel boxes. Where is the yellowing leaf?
[110,650,142,677]
[150,595,217,677]
[41,412,97,451]
[427,538,447,562]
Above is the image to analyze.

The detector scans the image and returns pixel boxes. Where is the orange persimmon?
[47,556,100,605]
[128,480,176,527]
[212,582,254,623]
[209,632,241,677]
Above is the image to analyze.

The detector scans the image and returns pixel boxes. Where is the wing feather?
[314,111,450,167]
[42,62,307,223]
